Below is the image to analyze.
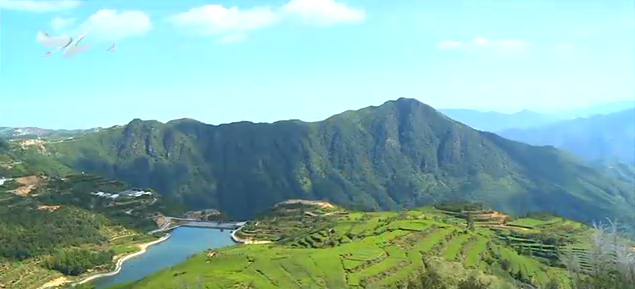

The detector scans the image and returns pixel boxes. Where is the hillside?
[43,98,635,227]
[0,142,182,289]
[108,202,600,289]
[499,108,635,164]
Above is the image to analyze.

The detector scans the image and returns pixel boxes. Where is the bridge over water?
[148,217,246,234]
[179,221,246,230]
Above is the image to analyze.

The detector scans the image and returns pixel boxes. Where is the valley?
[3,0,634,287]
[0,99,633,289]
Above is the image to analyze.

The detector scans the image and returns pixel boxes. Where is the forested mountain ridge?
[45,98,635,226]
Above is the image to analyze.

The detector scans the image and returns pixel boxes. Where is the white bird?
[37,31,72,56]
[62,30,90,58]
[107,44,116,52]
[36,31,72,50]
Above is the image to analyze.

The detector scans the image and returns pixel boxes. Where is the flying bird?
[36,29,91,58]
[107,44,116,52]
[37,31,72,55]
[36,31,72,49]
[62,30,90,57]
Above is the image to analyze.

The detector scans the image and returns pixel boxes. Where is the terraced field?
[0,258,63,289]
[113,204,595,289]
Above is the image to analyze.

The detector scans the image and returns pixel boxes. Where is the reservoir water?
[92,227,235,288]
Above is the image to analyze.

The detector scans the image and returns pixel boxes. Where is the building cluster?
[91,189,152,200]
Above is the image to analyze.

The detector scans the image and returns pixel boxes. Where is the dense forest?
[0,206,109,260]
[44,248,115,276]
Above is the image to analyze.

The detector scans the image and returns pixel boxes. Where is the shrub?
[559,220,635,289]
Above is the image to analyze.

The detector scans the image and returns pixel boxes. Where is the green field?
[111,203,594,289]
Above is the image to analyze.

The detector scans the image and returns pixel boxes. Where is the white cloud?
[167,0,365,43]
[167,5,279,36]
[282,0,365,26]
[436,38,529,53]
[77,9,151,42]
[0,0,81,12]
[51,17,76,32]
[217,33,247,44]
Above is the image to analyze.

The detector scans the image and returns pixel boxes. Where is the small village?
[90,189,153,200]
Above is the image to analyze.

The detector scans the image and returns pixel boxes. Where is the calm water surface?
[92,227,235,288]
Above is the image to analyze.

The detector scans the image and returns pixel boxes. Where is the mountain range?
[0,127,100,140]
[28,98,633,227]
[440,100,635,132]
[499,108,635,164]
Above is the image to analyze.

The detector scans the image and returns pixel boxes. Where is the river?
[91,227,235,288]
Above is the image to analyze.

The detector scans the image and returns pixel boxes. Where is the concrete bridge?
[180,221,245,230]
[148,216,246,234]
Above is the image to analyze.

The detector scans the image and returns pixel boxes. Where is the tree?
[500,259,512,272]
[545,279,560,289]
[466,213,475,231]
[559,220,635,289]
[457,275,490,289]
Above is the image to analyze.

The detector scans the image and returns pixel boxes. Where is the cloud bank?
[79,10,151,42]
[282,0,365,26]
[167,0,365,43]
[51,10,151,42]
[167,5,280,37]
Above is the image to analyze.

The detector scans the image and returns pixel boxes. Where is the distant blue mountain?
[439,109,562,132]
[555,100,635,119]
[498,108,635,164]
[440,100,635,132]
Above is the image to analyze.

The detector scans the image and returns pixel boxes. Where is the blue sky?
[0,0,633,129]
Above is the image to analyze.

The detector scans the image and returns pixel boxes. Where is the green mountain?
[499,108,635,164]
[44,98,634,226]
[439,109,561,131]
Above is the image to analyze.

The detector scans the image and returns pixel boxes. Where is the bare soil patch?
[276,199,335,209]
[37,205,61,212]
[12,175,43,196]
[38,276,68,289]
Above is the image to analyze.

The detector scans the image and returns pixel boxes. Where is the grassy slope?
[43,99,634,228]
[111,204,595,289]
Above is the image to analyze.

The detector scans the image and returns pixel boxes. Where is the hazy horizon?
[1,98,633,131]
[1,0,633,129]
